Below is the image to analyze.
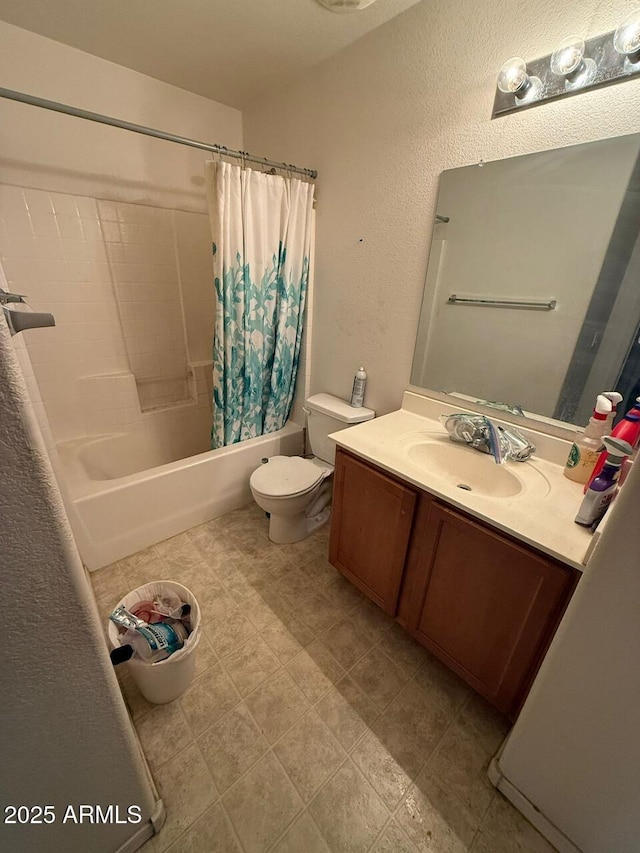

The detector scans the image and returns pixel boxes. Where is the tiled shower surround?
[92,504,556,853]
[0,183,214,454]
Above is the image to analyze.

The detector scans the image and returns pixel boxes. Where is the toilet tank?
[305,393,375,464]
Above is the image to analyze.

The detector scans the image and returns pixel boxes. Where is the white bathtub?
[57,423,304,570]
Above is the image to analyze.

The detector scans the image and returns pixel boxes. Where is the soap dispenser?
[563,395,612,484]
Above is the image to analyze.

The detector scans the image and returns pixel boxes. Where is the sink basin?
[408,443,522,497]
[395,430,550,499]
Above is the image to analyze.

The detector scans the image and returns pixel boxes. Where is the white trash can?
[108,580,201,704]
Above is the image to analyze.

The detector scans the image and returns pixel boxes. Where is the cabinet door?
[329,449,417,615]
[408,502,576,715]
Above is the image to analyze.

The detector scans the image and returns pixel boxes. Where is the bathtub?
[57,422,304,570]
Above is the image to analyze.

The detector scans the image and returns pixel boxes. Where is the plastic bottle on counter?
[584,396,640,492]
[575,436,633,527]
[563,394,612,484]
[350,366,367,407]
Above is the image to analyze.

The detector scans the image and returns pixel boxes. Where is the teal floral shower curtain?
[205,160,314,448]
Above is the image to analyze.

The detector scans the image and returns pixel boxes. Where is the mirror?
[411,133,640,431]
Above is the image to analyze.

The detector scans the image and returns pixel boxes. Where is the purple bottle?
[575,436,633,527]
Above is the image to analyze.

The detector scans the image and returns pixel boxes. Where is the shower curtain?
[206,160,315,448]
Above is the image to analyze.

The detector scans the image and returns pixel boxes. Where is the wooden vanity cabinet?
[329,449,417,614]
[329,448,579,718]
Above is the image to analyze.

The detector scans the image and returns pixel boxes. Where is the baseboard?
[488,758,582,853]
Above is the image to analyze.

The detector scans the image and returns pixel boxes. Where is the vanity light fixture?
[493,10,640,118]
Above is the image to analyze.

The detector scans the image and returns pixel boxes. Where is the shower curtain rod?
[0,87,318,180]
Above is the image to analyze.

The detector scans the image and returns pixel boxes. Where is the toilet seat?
[250,455,328,498]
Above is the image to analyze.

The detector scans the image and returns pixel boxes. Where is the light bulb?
[497,57,529,94]
[550,36,585,75]
[550,35,596,89]
[614,9,640,58]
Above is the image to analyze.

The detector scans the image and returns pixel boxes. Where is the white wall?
[0,319,157,853]
[243,0,640,417]
[0,21,242,210]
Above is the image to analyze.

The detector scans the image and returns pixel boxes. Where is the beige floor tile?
[154,742,218,852]
[295,590,343,635]
[164,802,242,853]
[244,669,310,744]
[223,634,281,696]
[118,544,160,574]
[384,681,453,762]
[123,554,173,590]
[154,533,204,571]
[273,566,320,609]
[193,634,218,677]
[190,579,237,626]
[457,693,511,755]
[322,573,367,613]
[429,721,495,821]
[473,793,556,853]
[414,652,472,716]
[286,640,346,703]
[272,812,330,853]
[116,667,154,720]
[134,702,192,773]
[378,623,430,676]
[299,553,340,586]
[180,663,241,737]
[350,648,410,710]
[309,760,389,853]
[278,528,328,565]
[397,768,478,853]
[188,524,241,561]
[371,819,417,852]
[205,608,257,659]
[316,675,380,751]
[244,589,291,631]
[274,710,346,801]
[352,715,425,808]
[197,702,269,793]
[222,752,303,853]
[262,617,313,664]
[223,565,262,601]
[349,598,394,642]
[318,618,376,670]
[90,563,128,605]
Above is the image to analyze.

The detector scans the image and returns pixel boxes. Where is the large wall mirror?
[411,133,640,431]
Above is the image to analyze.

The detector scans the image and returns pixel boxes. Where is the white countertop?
[330,392,595,571]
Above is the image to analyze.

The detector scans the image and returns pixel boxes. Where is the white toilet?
[250,393,375,543]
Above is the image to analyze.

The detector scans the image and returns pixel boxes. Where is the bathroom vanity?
[328,393,593,719]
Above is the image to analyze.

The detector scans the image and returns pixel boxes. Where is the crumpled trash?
[441,413,535,463]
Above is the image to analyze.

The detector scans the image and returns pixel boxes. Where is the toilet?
[250,393,375,543]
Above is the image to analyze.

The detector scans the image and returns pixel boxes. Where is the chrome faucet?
[442,413,535,463]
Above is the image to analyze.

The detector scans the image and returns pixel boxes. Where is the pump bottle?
[563,394,612,484]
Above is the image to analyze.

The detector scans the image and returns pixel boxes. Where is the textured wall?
[0,21,242,211]
[0,320,156,852]
[243,0,640,416]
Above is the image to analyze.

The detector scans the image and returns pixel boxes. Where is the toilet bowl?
[249,393,375,544]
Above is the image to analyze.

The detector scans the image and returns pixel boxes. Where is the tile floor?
[91,503,556,853]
